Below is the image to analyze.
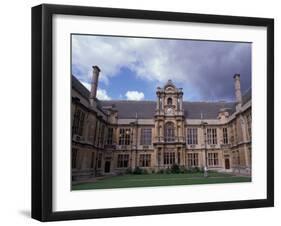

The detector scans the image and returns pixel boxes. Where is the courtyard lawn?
[72,172,251,190]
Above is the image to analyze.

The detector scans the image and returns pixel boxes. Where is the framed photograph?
[32,4,274,221]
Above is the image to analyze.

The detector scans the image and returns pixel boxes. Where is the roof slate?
[100,100,236,119]
[183,101,236,119]
[100,101,157,119]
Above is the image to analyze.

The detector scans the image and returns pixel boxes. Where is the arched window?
[165,122,175,142]
[167,97,172,105]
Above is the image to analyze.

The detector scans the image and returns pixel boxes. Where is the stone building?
[72,66,251,181]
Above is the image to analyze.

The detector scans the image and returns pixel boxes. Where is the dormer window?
[167,97,172,105]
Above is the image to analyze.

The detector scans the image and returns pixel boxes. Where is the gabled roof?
[72,75,90,100]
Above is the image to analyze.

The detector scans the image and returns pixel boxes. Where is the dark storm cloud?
[165,40,251,101]
[72,35,251,101]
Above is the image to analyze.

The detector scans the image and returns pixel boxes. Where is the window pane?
[119,128,131,145]
[140,128,152,145]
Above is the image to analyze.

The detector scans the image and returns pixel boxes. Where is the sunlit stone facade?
[72,66,251,181]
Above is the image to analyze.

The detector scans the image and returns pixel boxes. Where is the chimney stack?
[233,73,242,109]
[89,65,101,105]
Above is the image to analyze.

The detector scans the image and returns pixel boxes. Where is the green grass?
[72,172,251,190]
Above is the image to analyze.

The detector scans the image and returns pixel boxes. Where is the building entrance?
[225,159,230,169]
[104,161,111,173]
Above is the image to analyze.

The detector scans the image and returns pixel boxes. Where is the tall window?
[187,128,198,144]
[73,108,85,136]
[207,128,217,144]
[139,154,151,167]
[167,97,173,105]
[187,153,198,167]
[119,128,131,145]
[165,122,175,142]
[107,127,113,145]
[208,153,219,166]
[72,148,78,169]
[223,127,228,144]
[140,128,152,145]
[117,154,129,168]
[164,152,175,165]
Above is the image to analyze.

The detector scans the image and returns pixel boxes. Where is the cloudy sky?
[72,34,251,101]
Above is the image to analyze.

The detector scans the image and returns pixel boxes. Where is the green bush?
[133,166,143,174]
[179,166,188,174]
[185,166,204,173]
[126,166,205,175]
[165,167,172,174]
[171,164,180,174]
[125,167,132,174]
[143,169,149,174]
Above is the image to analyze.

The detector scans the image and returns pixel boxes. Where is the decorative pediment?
[164,80,176,91]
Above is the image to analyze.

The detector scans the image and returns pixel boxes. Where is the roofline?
[72,75,251,104]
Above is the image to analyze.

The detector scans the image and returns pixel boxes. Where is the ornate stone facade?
[72,66,251,181]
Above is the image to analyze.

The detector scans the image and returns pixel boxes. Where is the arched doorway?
[104,161,111,173]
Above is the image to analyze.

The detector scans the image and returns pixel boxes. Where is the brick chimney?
[89,65,101,106]
[233,73,242,110]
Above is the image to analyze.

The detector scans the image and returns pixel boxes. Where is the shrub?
[171,164,180,174]
[143,169,149,174]
[157,169,165,174]
[185,166,204,173]
[192,167,198,173]
[125,167,132,174]
[133,166,143,174]
[192,166,204,173]
[165,167,171,174]
[179,166,187,174]
[198,167,204,173]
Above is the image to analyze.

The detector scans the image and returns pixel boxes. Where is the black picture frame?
[32,3,274,222]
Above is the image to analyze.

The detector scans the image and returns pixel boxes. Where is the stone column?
[244,146,250,168]
[240,115,248,142]
[156,120,159,140]
[202,149,207,168]
[160,93,164,112]
[159,121,163,139]
[156,96,160,111]
[182,121,185,142]
[178,122,182,142]
[161,148,164,167]
[156,87,161,112]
